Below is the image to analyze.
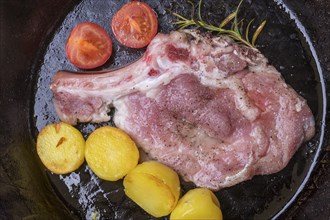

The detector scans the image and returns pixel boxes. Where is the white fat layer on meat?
[249,64,278,75]
[295,97,305,112]
[91,104,111,122]
[304,117,316,140]
[250,126,265,148]
[274,96,289,155]
[201,77,260,121]
[156,56,189,72]
[221,154,253,187]
[112,98,129,130]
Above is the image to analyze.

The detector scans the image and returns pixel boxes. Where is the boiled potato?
[85,126,139,181]
[170,188,223,220]
[36,122,85,174]
[123,161,180,217]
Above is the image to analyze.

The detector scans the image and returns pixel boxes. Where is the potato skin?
[170,188,223,220]
[36,122,85,174]
[85,126,139,181]
[123,161,180,217]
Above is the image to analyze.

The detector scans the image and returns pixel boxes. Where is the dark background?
[0,0,329,219]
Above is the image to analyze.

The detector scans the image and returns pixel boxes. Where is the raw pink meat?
[50,30,315,190]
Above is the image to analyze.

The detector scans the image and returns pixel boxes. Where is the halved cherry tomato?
[111,1,158,48]
[66,22,112,69]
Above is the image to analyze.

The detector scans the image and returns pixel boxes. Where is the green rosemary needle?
[172,0,267,48]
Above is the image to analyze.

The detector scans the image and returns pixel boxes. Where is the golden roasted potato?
[170,188,223,220]
[85,126,139,181]
[36,122,85,174]
[123,161,180,217]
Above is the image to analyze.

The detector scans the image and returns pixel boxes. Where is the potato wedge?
[170,188,223,220]
[123,161,180,217]
[36,122,85,174]
[85,126,139,181]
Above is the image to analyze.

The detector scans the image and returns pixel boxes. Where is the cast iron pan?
[1,0,329,219]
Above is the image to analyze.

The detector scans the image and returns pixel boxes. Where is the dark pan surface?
[1,0,329,219]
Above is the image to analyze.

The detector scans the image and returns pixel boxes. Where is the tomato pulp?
[111,1,158,48]
[66,22,112,69]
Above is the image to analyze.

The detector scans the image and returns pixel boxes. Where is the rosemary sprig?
[172,0,266,48]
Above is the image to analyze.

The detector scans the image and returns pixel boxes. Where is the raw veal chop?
[50,30,315,190]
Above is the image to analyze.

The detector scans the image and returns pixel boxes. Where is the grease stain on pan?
[59,167,110,219]
[32,0,326,219]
